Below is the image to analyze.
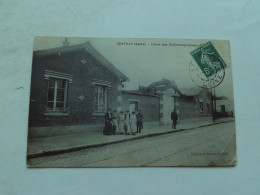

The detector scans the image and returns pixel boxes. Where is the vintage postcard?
[27,37,236,167]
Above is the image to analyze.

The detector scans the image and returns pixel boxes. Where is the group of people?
[103,109,143,135]
[103,108,178,135]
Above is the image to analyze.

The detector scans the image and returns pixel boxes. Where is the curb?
[27,120,234,160]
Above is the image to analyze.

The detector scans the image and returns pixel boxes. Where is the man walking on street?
[171,109,178,129]
[136,110,143,133]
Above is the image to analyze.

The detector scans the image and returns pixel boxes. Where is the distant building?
[178,87,213,122]
[215,96,234,117]
[138,80,213,125]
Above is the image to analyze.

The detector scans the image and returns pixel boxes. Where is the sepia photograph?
[26,37,236,167]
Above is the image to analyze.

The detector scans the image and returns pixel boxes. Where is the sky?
[34,37,234,101]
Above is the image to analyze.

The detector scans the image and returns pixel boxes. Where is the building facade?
[29,42,129,127]
[178,87,213,122]
[215,98,234,117]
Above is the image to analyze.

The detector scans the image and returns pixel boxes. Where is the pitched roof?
[33,42,129,82]
[122,90,160,97]
[180,87,228,100]
[162,88,180,97]
[179,87,204,96]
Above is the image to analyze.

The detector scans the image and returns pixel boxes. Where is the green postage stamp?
[190,41,227,78]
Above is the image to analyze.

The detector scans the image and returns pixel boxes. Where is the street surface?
[27,121,236,167]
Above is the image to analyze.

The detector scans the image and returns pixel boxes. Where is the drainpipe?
[214,87,217,115]
[211,88,215,122]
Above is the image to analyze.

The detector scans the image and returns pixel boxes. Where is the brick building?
[29,42,129,127]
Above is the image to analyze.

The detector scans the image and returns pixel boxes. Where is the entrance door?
[129,101,138,113]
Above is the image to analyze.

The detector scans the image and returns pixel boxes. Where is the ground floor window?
[94,85,107,113]
[221,105,226,113]
[46,77,68,113]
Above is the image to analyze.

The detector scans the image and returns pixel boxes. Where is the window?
[207,103,211,115]
[94,85,107,113]
[44,70,73,115]
[46,77,68,113]
[199,101,204,115]
[221,105,226,113]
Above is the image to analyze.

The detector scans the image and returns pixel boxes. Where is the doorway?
[221,105,226,113]
[129,101,138,114]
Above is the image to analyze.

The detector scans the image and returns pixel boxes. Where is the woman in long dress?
[118,111,125,134]
[130,111,137,135]
[104,109,113,135]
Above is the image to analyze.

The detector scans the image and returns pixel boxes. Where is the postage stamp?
[189,42,227,89]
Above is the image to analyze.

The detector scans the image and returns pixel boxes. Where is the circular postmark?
[189,53,225,89]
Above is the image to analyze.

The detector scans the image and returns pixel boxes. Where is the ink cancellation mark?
[189,42,227,89]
